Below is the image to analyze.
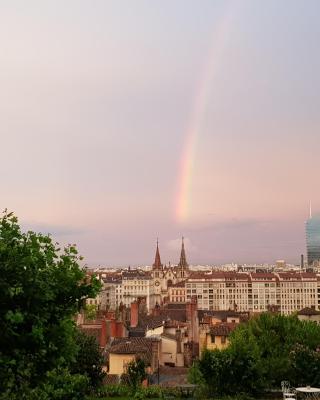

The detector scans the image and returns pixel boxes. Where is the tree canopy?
[0,211,102,398]
[196,313,320,396]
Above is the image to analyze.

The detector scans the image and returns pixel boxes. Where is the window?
[221,336,226,344]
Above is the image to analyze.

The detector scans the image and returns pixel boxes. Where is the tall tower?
[177,237,189,279]
[306,206,320,266]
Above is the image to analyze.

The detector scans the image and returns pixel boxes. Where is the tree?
[198,349,232,396]
[124,358,147,392]
[196,313,320,396]
[0,211,101,397]
[84,303,98,320]
[289,344,320,387]
[71,329,106,389]
[229,313,320,388]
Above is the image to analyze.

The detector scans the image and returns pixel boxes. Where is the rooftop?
[297,307,320,316]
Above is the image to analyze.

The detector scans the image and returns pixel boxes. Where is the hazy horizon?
[1,0,320,265]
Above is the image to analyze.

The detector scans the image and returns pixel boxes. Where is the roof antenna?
[309,200,312,219]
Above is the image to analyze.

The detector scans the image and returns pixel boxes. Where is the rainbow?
[175,5,237,223]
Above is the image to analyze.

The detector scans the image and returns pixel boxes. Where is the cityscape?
[1,1,320,399]
[77,212,320,382]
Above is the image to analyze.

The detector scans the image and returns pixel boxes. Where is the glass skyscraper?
[306,215,320,265]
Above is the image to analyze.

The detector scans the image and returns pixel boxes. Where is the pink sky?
[1,1,320,265]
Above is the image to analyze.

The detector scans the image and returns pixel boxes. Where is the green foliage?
[98,384,162,399]
[196,313,320,396]
[133,389,146,400]
[122,358,147,392]
[229,313,320,388]
[71,329,106,389]
[0,211,101,396]
[187,361,204,385]
[27,368,89,400]
[85,303,98,320]
[102,384,131,397]
[160,386,181,399]
[199,349,238,396]
[289,344,320,387]
[142,385,162,398]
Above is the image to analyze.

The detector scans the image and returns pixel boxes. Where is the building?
[186,271,320,315]
[186,272,250,311]
[107,337,160,375]
[297,307,320,324]
[100,277,123,310]
[150,238,190,304]
[122,270,156,311]
[277,272,318,314]
[168,281,186,303]
[306,214,320,266]
[88,241,320,317]
[249,273,278,312]
[199,323,236,354]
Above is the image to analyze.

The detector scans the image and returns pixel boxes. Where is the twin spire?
[178,236,188,269]
[152,237,188,269]
[153,238,163,268]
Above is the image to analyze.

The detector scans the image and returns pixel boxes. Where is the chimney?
[186,296,198,342]
[110,318,117,338]
[176,329,182,354]
[100,319,107,348]
[106,310,116,320]
[153,302,161,317]
[130,301,139,328]
[116,321,124,337]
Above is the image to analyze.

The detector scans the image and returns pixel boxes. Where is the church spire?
[178,236,188,269]
[153,238,162,269]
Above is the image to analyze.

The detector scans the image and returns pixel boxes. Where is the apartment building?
[101,277,123,310]
[249,273,278,312]
[122,270,156,311]
[186,272,320,315]
[277,272,319,314]
[168,281,186,303]
[186,272,250,312]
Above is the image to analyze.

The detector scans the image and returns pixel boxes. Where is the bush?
[134,389,146,400]
[142,385,162,398]
[103,384,130,397]
[26,368,89,400]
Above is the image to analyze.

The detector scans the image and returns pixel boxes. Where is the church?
[150,237,190,304]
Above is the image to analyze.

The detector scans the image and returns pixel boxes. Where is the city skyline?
[1,1,320,265]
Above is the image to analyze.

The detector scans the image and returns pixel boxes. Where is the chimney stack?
[100,319,107,349]
[176,329,182,354]
[110,318,117,338]
[130,301,139,328]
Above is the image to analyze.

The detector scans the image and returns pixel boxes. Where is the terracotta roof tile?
[210,323,237,336]
[297,307,320,316]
